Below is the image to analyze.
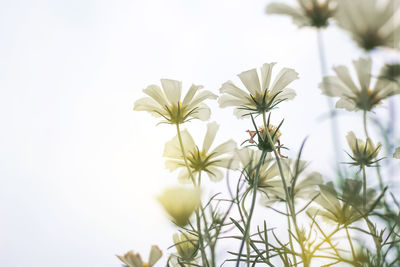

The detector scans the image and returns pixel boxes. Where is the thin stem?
[195,172,209,267]
[362,165,367,210]
[363,110,370,139]
[345,227,356,261]
[262,112,310,266]
[316,29,342,175]
[176,123,197,186]
[235,150,267,267]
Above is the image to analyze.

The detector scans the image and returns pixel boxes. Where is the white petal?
[218,94,247,108]
[202,122,219,153]
[238,68,261,95]
[160,79,182,105]
[353,57,372,91]
[333,65,359,93]
[270,68,299,96]
[346,131,357,152]
[177,168,193,184]
[148,246,162,267]
[133,97,164,116]
[233,107,250,119]
[191,103,211,121]
[273,88,296,102]
[143,85,168,107]
[211,140,237,157]
[182,84,203,107]
[266,3,309,27]
[319,76,353,97]
[206,167,224,182]
[189,90,217,107]
[260,62,276,91]
[336,97,357,111]
[163,130,195,158]
[212,157,239,170]
[165,159,184,171]
[220,80,250,99]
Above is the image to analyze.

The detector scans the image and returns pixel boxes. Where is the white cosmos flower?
[158,186,201,227]
[261,159,323,204]
[116,246,162,267]
[335,0,400,51]
[134,79,217,124]
[219,63,299,118]
[266,0,337,28]
[163,122,238,183]
[346,131,382,167]
[394,147,400,159]
[319,57,400,111]
[236,147,283,190]
[307,179,377,225]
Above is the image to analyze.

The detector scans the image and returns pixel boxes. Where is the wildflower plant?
[123,1,400,266]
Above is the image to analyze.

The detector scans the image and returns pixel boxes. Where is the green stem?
[316,29,342,175]
[235,150,267,267]
[345,227,356,261]
[363,110,369,139]
[262,112,310,266]
[362,165,367,210]
[361,111,382,265]
[195,172,209,267]
[176,123,197,186]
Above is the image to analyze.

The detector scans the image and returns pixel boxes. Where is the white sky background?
[0,0,399,266]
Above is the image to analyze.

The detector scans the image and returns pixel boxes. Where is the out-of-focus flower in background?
[319,57,400,112]
[133,79,217,124]
[266,0,337,28]
[335,0,400,51]
[158,186,201,227]
[172,232,199,263]
[346,131,382,167]
[163,122,237,183]
[116,246,162,267]
[236,147,281,190]
[218,63,299,118]
[307,179,377,225]
[393,147,400,159]
[263,159,323,204]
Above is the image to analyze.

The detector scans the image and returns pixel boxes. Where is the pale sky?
[0,0,399,266]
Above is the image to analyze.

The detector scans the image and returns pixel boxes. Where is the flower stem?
[317,29,342,175]
[262,112,309,266]
[235,150,267,267]
[362,164,367,210]
[176,123,197,186]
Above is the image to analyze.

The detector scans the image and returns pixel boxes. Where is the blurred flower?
[158,187,201,227]
[266,0,337,28]
[219,63,299,118]
[261,159,323,204]
[173,232,199,262]
[134,79,217,124]
[116,246,162,267]
[163,122,237,183]
[307,179,377,225]
[335,0,400,51]
[346,131,382,167]
[237,147,281,190]
[380,63,400,91]
[320,57,400,111]
[394,147,400,159]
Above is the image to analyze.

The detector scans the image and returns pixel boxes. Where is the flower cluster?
[125,1,400,265]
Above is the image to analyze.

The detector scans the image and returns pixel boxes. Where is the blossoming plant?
[120,1,400,266]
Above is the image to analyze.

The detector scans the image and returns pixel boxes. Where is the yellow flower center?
[143,263,148,267]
